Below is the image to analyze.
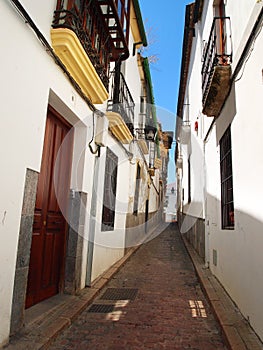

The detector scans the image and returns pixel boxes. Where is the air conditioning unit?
[95,114,109,147]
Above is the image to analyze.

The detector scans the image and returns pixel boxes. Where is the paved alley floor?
[48,223,227,350]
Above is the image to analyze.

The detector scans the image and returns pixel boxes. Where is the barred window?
[188,158,191,203]
[220,126,234,229]
[101,148,118,231]
[133,164,141,215]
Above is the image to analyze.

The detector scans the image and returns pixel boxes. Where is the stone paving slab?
[4,223,262,349]
[46,223,227,349]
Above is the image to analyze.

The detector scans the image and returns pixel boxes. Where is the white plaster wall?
[204,128,221,267]
[0,1,97,345]
[186,25,205,219]
[179,19,212,220]
[137,161,149,213]
[127,142,137,213]
[127,141,150,214]
[202,1,262,74]
[205,22,263,341]
[0,2,52,345]
[18,0,56,39]
[126,26,143,119]
[0,0,159,344]
[90,25,151,281]
[226,0,261,69]
[180,143,189,207]
[180,0,263,340]
[91,136,130,281]
[149,173,159,213]
[91,139,158,281]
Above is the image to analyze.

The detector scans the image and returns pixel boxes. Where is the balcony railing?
[107,69,135,135]
[163,132,173,150]
[97,0,130,60]
[52,1,131,90]
[201,17,232,116]
[135,113,146,139]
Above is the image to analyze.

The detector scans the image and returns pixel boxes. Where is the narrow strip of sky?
[139,0,190,184]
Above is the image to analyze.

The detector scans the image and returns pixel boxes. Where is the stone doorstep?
[4,245,143,350]
[182,235,263,350]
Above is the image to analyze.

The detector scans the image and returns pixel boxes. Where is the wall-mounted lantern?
[144,124,157,141]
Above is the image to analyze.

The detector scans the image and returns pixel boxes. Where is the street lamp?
[144,124,157,141]
[144,123,157,176]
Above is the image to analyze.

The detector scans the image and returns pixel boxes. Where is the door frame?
[25,105,74,308]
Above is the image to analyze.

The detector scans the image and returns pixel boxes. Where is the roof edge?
[132,0,148,46]
[176,3,195,119]
[194,0,204,23]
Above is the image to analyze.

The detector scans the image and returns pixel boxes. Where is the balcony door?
[26,106,73,308]
[214,0,226,60]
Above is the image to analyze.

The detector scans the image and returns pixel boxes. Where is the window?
[188,157,191,203]
[220,126,234,229]
[102,148,118,231]
[149,141,155,168]
[133,164,141,215]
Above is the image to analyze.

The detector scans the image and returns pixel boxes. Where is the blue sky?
[139,0,190,184]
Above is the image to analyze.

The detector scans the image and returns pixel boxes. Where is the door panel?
[26,107,73,308]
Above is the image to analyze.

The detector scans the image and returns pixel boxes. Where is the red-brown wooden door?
[26,106,73,308]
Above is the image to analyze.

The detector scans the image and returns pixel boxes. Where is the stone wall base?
[177,211,205,261]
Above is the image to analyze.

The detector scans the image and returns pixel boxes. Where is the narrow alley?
[47,224,227,350]
[2,1,263,348]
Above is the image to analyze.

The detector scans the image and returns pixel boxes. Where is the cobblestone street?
[47,223,227,349]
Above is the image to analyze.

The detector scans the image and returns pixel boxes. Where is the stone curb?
[181,234,263,350]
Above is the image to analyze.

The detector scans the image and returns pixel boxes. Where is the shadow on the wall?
[177,192,263,343]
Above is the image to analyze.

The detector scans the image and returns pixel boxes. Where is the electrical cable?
[88,112,101,155]
[8,0,158,169]
[9,0,97,113]
[234,9,263,82]
[204,7,263,142]
[9,0,108,156]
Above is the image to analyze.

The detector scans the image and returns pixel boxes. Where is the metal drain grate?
[99,288,138,301]
[88,304,115,313]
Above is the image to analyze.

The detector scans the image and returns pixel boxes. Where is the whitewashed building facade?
[0,0,169,346]
[176,0,263,341]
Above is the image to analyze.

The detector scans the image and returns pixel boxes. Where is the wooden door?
[26,106,73,308]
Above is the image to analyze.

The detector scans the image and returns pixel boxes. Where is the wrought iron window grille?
[220,126,234,229]
[107,68,135,135]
